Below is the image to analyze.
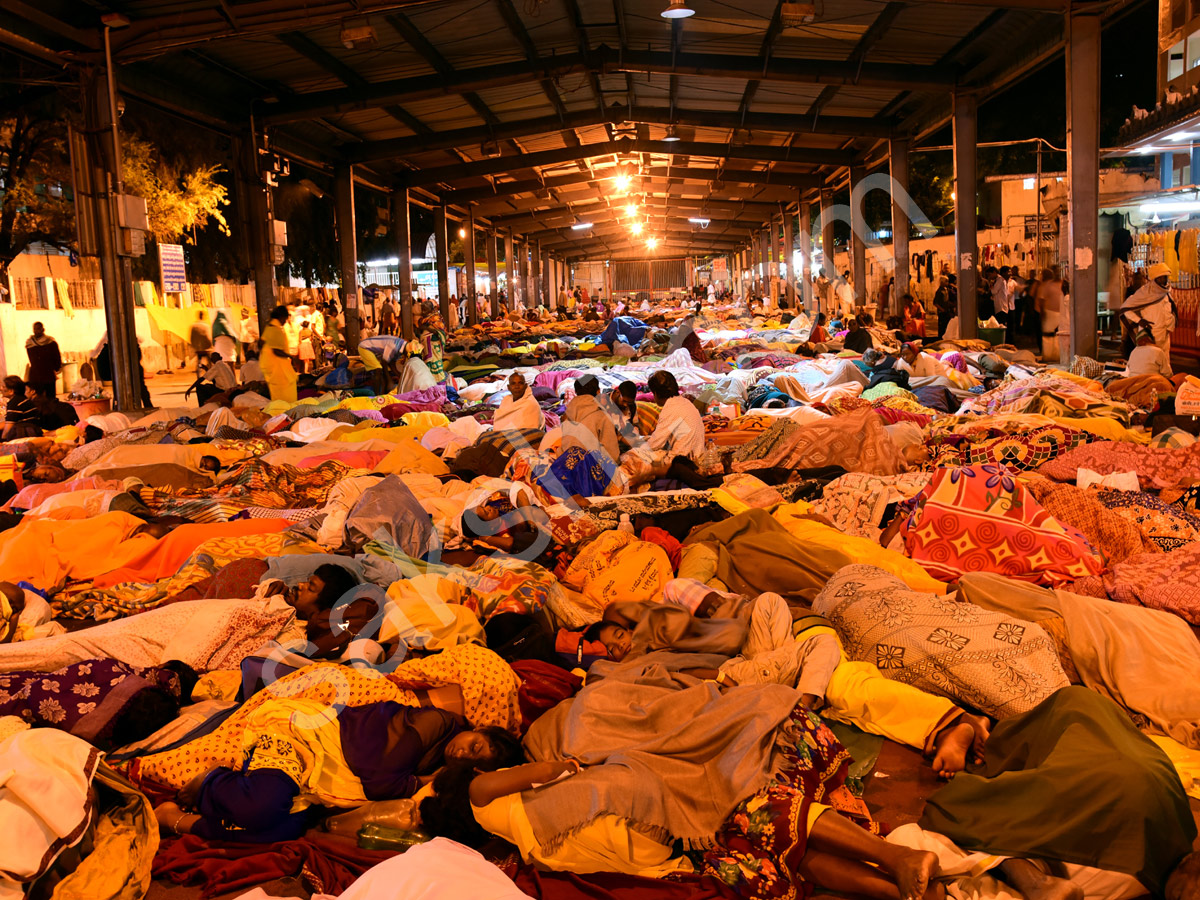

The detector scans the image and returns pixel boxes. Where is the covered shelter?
[1,0,1124,409]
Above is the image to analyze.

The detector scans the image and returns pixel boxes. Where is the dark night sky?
[922,0,1158,175]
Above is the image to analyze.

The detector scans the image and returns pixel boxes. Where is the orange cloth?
[92,518,288,588]
[0,511,151,591]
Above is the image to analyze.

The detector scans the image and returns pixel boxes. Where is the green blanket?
[919,686,1195,893]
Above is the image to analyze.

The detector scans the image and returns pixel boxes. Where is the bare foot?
[1028,876,1084,900]
[931,722,974,779]
[960,713,991,764]
[1000,859,1083,900]
[887,847,940,900]
[923,880,946,900]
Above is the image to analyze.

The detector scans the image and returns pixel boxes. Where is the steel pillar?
[487,230,499,318]
[820,189,836,290]
[393,186,414,339]
[503,230,515,309]
[1067,9,1101,361]
[782,205,796,309]
[465,210,478,326]
[518,239,530,309]
[850,162,867,307]
[334,164,360,350]
[799,199,813,311]
[434,206,450,323]
[889,137,911,317]
[953,92,979,339]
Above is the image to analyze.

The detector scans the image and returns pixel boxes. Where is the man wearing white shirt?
[835,271,856,317]
[492,372,545,431]
[643,370,705,462]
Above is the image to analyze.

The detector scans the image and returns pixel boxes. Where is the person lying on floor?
[259,562,381,660]
[152,699,525,843]
[420,690,943,900]
[597,584,988,778]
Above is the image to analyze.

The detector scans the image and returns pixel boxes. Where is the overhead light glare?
[1140,200,1200,212]
[631,221,644,235]
[571,222,593,230]
[647,237,659,249]
[663,125,682,142]
[688,217,710,226]
[614,174,632,191]
[625,203,638,217]
[661,0,695,17]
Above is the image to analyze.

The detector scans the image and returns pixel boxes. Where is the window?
[1169,39,1186,81]
[1023,177,1036,189]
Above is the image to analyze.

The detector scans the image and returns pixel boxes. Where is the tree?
[121,133,228,244]
[0,89,74,275]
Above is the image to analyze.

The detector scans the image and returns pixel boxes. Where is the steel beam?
[1067,9,1100,361]
[334,164,360,349]
[393,139,850,182]
[442,166,822,206]
[953,91,979,339]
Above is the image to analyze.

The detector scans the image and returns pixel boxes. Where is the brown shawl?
[522,654,799,851]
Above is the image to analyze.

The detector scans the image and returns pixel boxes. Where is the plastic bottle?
[617,513,634,534]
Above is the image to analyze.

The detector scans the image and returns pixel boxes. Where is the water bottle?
[617,513,634,534]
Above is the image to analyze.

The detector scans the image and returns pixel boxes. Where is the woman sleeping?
[152,701,523,843]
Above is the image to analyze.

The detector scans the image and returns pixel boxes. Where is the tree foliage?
[0,90,74,274]
[121,133,229,244]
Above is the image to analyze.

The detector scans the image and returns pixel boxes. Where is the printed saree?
[901,465,1103,586]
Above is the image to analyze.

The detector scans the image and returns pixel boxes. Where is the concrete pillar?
[889,137,911,317]
[542,248,552,307]
[1161,152,1174,191]
[1067,9,1101,361]
[464,210,478,326]
[760,228,771,289]
[798,199,813,311]
[850,162,867,306]
[782,205,796,308]
[334,164,360,350]
[486,230,499,318]
[392,186,414,340]
[503,230,515,309]
[953,91,979,339]
[434,206,450,324]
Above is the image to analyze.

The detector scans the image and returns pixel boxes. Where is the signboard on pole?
[159,243,187,294]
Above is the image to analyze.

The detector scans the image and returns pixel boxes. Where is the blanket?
[522,654,799,851]
[1039,440,1200,490]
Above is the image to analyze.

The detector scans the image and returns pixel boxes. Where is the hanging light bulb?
[625,203,638,217]
[660,0,695,18]
[631,221,644,235]
[614,173,632,192]
[647,237,659,249]
[662,125,682,142]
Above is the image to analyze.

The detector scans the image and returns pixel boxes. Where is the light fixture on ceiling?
[631,221,644,235]
[571,222,593,230]
[614,173,632,192]
[647,237,659,249]
[340,21,378,49]
[663,125,682,142]
[625,203,638,217]
[1140,200,1200,212]
[688,217,710,227]
[458,228,466,238]
[661,0,695,17]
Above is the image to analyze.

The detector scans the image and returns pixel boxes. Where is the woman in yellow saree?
[260,305,298,404]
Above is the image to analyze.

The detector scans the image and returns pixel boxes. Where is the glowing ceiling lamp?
[614,173,632,191]
[663,125,682,142]
[571,222,593,230]
[625,203,638,217]
[457,228,466,238]
[647,237,659,249]
[631,221,644,235]
[661,0,695,18]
